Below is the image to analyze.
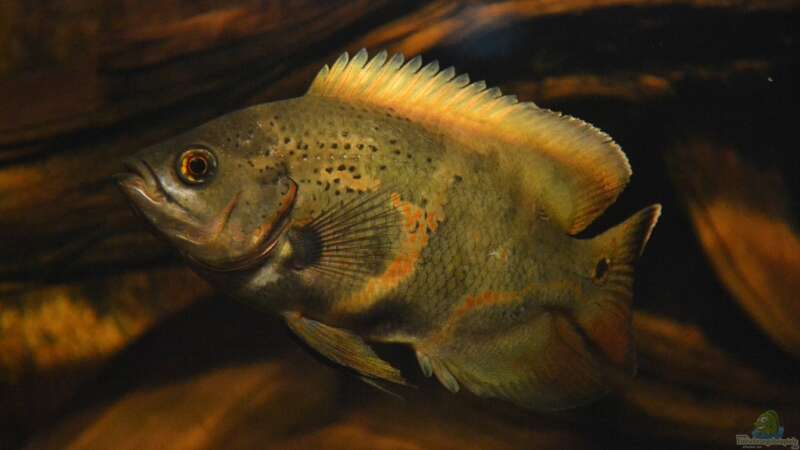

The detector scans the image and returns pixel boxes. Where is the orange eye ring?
[177,147,216,185]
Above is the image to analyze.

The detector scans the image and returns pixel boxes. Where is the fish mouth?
[116,157,202,248]
[115,158,180,209]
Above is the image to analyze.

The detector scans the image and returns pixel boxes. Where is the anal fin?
[283,311,408,386]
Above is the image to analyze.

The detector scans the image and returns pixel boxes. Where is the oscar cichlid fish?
[117,49,661,411]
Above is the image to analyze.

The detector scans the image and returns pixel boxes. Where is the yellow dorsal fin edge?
[306,49,632,234]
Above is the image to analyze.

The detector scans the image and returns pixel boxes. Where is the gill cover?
[187,177,297,272]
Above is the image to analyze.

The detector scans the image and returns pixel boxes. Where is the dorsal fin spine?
[311,64,330,89]
[351,50,387,98]
[486,96,518,119]
[343,49,370,94]
[438,77,474,110]
[327,52,351,93]
[423,67,457,105]
[451,73,470,88]
[389,58,425,101]
[363,53,403,98]
[459,82,489,111]
[405,55,423,73]
[450,81,486,111]
[405,62,441,104]
[387,57,423,96]
[360,50,387,84]
[469,86,502,114]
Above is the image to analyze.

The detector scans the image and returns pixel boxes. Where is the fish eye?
[177,147,216,185]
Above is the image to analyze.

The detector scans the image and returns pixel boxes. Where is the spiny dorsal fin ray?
[307,49,632,234]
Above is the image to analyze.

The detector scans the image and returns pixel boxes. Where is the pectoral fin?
[282,311,408,386]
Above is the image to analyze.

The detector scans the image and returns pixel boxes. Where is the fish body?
[117,50,660,411]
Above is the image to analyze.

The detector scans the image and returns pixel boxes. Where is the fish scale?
[384,173,521,329]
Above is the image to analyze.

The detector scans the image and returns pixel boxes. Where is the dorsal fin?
[307,49,631,234]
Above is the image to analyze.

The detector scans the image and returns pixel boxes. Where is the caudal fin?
[576,204,661,374]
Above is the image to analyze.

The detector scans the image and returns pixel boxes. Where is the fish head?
[116,108,297,272]
[754,410,779,433]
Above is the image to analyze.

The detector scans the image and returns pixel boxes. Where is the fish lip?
[115,158,185,211]
[116,159,164,204]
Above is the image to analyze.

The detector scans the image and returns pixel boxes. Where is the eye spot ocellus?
[592,257,611,285]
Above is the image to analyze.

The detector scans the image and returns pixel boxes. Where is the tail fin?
[576,204,661,374]
[593,204,661,285]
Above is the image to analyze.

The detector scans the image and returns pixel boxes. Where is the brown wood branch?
[0,0,394,147]
[615,376,799,445]
[349,0,794,58]
[0,268,209,438]
[1,0,792,149]
[666,140,800,358]
[23,356,342,450]
[0,268,207,379]
[634,312,800,403]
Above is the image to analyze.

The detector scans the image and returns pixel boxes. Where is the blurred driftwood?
[24,355,342,450]
[17,308,800,450]
[667,140,800,358]
[0,269,209,447]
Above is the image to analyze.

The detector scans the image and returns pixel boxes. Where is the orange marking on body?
[426,212,440,232]
[422,280,589,350]
[405,209,422,229]
[423,289,522,348]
